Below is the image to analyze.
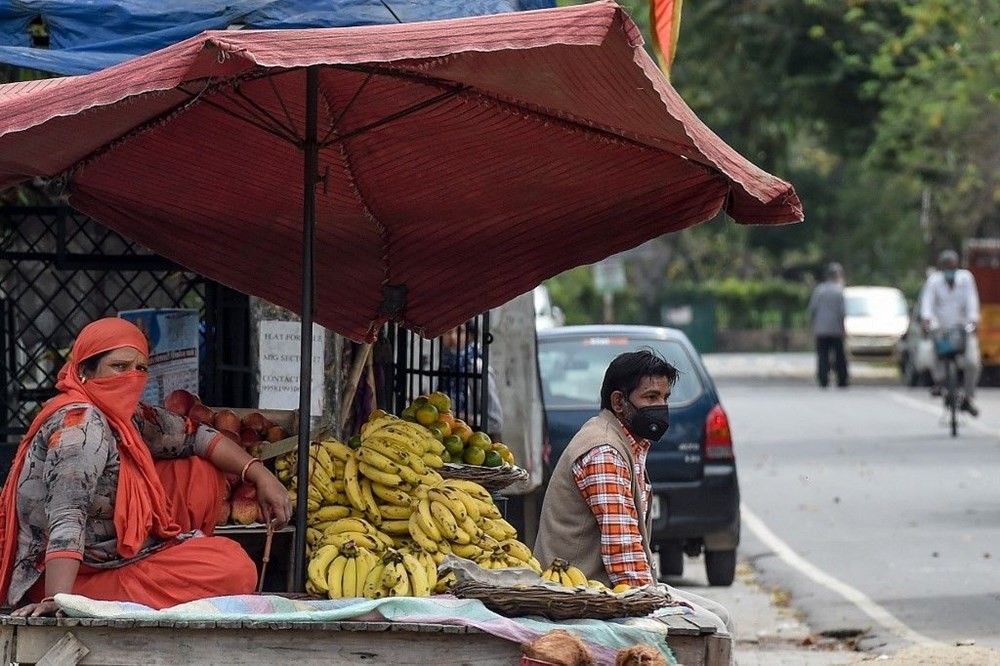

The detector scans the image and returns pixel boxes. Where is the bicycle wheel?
[945,358,958,437]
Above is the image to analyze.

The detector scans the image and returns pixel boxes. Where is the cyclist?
[920,249,981,416]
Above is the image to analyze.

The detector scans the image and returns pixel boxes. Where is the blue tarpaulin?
[0,0,556,75]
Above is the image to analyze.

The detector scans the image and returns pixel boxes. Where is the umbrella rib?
[320,73,374,146]
[332,63,717,171]
[321,87,463,146]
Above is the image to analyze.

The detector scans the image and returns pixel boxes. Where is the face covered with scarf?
[65,319,150,420]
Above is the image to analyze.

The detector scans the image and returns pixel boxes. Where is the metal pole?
[292,66,319,592]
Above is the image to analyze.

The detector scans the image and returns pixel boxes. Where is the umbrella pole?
[292,66,320,592]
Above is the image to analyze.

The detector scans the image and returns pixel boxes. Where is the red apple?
[163,389,197,416]
[241,412,267,433]
[265,425,289,443]
[218,429,241,446]
[240,427,261,445]
[188,402,215,424]
[212,409,242,434]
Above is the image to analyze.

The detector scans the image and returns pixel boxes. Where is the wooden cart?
[0,613,730,665]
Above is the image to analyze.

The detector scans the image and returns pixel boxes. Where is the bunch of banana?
[361,547,433,597]
[306,538,381,599]
[439,479,504,520]
[498,538,543,574]
[361,414,446,465]
[541,558,588,588]
[312,517,393,554]
[283,438,353,516]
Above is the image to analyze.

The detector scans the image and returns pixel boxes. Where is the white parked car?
[843,286,910,357]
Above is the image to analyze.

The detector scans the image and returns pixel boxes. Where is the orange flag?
[649,0,684,78]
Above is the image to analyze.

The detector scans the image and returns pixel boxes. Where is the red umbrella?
[0,0,802,587]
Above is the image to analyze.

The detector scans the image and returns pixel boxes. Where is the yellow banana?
[326,554,348,598]
[307,544,340,593]
[357,446,404,475]
[367,438,427,474]
[558,570,574,587]
[442,479,492,502]
[310,442,337,479]
[459,515,483,542]
[407,513,439,553]
[389,561,411,597]
[343,554,359,598]
[429,500,460,541]
[354,548,377,596]
[344,453,366,512]
[359,478,382,526]
[308,505,353,525]
[377,504,413,520]
[370,482,413,508]
[320,531,382,553]
[416,499,443,541]
[362,561,387,598]
[526,557,543,574]
[325,517,376,536]
[450,543,485,560]
[501,539,533,563]
[305,578,322,597]
[379,519,412,536]
[565,565,588,587]
[421,470,444,486]
[306,527,323,547]
[322,438,353,463]
[451,524,472,546]
[481,519,509,542]
[396,465,422,486]
[421,452,443,468]
[401,551,430,596]
[494,518,518,540]
[358,461,404,487]
[427,487,468,522]
[373,427,426,455]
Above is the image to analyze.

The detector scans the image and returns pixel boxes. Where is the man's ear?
[610,390,625,414]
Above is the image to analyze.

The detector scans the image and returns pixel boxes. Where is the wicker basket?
[437,463,529,492]
[450,581,671,621]
[441,555,672,621]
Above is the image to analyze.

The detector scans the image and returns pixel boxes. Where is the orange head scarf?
[0,317,181,601]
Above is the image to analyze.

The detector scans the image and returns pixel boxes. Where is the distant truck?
[966,239,1000,385]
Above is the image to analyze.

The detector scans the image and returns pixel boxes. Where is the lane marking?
[742,503,943,647]
[884,391,1000,437]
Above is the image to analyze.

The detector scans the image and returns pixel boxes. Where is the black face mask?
[623,400,670,442]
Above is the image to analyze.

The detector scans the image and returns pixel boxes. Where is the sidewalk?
[701,352,898,384]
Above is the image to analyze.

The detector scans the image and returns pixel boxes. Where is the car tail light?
[704,404,734,460]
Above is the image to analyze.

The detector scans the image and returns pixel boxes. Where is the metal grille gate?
[0,206,252,481]
[377,314,493,436]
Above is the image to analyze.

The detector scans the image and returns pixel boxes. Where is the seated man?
[533,349,733,636]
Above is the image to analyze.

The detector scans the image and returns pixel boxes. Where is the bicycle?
[932,325,970,437]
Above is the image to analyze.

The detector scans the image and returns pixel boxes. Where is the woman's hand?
[248,465,293,528]
[11,598,64,618]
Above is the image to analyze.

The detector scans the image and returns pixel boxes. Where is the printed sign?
[258,320,325,416]
[118,308,200,406]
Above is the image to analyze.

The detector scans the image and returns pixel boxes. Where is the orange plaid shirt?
[571,424,654,586]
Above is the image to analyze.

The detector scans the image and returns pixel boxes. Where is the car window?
[537,336,703,408]
[845,290,908,317]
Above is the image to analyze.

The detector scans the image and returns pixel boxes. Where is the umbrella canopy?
[0,1,802,344]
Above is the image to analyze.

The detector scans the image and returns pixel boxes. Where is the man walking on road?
[807,262,849,388]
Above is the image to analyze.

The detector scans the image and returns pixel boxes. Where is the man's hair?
[826,262,843,280]
[600,349,678,410]
[937,249,959,268]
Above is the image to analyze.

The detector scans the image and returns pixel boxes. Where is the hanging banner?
[118,308,200,406]
[257,320,325,416]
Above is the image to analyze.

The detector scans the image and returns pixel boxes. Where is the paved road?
[675,354,1000,664]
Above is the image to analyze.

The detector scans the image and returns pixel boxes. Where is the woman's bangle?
[240,458,263,484]
[40,596,56,604]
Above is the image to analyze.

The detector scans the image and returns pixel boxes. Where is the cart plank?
[12,624,523,665]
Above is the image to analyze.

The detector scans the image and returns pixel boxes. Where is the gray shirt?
[808,281,846,337]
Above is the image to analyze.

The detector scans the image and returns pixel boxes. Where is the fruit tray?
[437,463,529,492]
[442,556,673,621]
[450,580,671,621]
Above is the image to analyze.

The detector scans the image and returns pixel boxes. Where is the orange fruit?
[483,450,503,468]
[412,395,429,409]
[401,405,418,422]
[440,449,452,463]
[467,431,492,450]
[436,412,456,430]
[426,424,446,442]
[462,446,486,466]
[415,403,440,426]
[452,420,474,444]
[500,450,515,465]
[427,391,452,414]
[443,435,464,458]
[432,419,452,437]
